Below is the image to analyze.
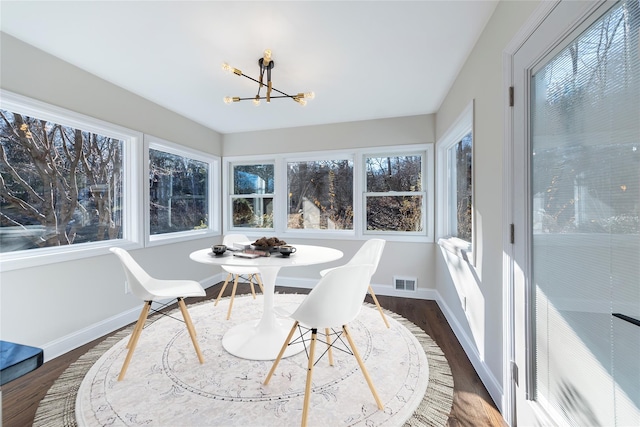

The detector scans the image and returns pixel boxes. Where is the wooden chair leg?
[214,273,233,306]
[343,324,384,410]
[119,301,151,381]
[178,298,204,364]
[249,274,257,299]
[126,300,150,349]
[325,328,334,366]
[368,285,390,328]
[226,275,240,320]
[264,321,299,385]
[301,329,318,427]
[255,273,265,294]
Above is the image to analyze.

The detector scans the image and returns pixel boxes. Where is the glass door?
[512,1,640,425]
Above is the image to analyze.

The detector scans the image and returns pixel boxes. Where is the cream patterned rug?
[34,294,454,427]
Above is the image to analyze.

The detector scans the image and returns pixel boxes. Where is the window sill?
[0,240,142,272]
[438,237,473,264]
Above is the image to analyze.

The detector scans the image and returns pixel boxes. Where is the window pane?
[366,195,423,232]
[230,163,274,230]
[149,149,208,235]
[287,159,353,230]
[0,110,123,252]
[232,197,273,228]
[366,155,422,192]
[233,164,274,194]
[450,132,472,241]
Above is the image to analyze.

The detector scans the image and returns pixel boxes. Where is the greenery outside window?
[230,163,274,229]
[0,90,142,270]
[146,136,219,244]
[437,100,474,260]
[287,157,354,230]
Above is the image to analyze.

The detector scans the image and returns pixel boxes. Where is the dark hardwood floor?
[2,283,506,427]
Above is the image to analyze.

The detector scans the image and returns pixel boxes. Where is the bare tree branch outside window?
[0,109,123,252]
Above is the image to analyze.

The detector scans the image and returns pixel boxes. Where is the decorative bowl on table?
[252,237,287,253]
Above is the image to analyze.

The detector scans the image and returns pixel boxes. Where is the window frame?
[362,148,431,239]
[226,159,276,232]
[144,134,220,247]
[436,100,475,263]
[0,90,144,271]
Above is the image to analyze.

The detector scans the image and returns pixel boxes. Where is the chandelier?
[222,49,314,106]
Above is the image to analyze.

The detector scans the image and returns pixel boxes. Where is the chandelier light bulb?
[224,96,233,104]
[253,96,261,106]
[223,62,242,76]
[263,49,272,64]
[304,92,315,99]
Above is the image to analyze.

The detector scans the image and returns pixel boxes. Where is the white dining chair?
[214,234,265,320]
[319,238,389,327]
[109,247,205,381]
[264,263,384,427]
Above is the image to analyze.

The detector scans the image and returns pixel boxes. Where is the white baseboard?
[42,306,141,362]
[434,293,504,413]
[41,272,225,363]
[276,276,438,301]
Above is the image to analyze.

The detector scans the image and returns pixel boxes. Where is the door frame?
[502,1,609,425]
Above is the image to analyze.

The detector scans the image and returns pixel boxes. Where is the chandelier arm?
[236,74,294,98]
[234,95,297,101]
[266,67,272,102]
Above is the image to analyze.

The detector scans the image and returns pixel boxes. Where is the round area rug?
[34,294,454,427]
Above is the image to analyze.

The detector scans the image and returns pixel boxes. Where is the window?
[437,101,474,255]
[365,154,425,233]
[230,163,274,229]
[224,146,433,242]
[287,158,353,230]
[146,136,219,243]
[0,90,141,269]
[0,108,124,251]
[448,133,472,241]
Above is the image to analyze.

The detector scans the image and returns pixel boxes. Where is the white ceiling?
[0,1,498,134]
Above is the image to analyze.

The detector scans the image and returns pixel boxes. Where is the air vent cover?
[394,276,417,291]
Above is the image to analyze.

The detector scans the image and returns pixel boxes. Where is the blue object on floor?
[0,340,43,385]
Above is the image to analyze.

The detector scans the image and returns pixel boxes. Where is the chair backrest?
[223,234,251,247]
[291,264,374,328]
[109,247,155,301]
[346,239,385,273]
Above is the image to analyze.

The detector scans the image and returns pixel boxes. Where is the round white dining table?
[189,244,343,360]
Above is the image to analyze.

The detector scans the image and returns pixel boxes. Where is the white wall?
[0,33,224,359]
[223,114,435,156]
[434,0,541,409]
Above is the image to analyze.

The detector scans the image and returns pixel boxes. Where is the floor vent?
[394,276,417,291]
